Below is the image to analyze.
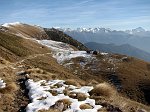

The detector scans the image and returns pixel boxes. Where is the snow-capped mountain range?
[58,27,113,33]
[57,27,150,55]
[1,22,148,34]
[58,27,148,34]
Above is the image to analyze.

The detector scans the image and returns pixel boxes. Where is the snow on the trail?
[2,22,21,27]
[37,40,92,63]
[53,51,92,63]
[37,40,73,51]
[100,52,108,55]
[0,78,6,88]
[25,79,102,112]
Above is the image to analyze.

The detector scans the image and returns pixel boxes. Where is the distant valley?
[59,27,150,61]
[85,42,150,62]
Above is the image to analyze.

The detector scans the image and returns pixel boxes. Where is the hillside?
[0,23,88,51]
[84,42,150,62]
[0,23,150,112]
[0,31,51,62]
[1,22,49,39]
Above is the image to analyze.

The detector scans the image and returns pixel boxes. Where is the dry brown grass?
[0,57,8,65]
[0,30,51,62]
[24,67,59,81]
[25,68,46,74]
[55,99,72,111]
[54,83,63,88]
[49,90,58,96]
[64,79,81,87]
[89,83,117,98]
[68,92,88,101]
[38,109,60,112]
[63,89,70,96]
[116,58,150,104]
[92,90,150,112]
[5,23,49,40]
[79,103,93,109]
[57,99,72,106]
[98,108,108,112]
[110,95,150,112]
[86,80,99,86]
[68,92,76,98]
[0,93,16,111]
[23,54,82,81]
[76,92,88,101]
[0,82,18,94]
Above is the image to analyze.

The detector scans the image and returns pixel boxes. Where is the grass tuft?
[64,79,80,87]
[89,83,117,98]
[79,103,93,109]
[0,82,18,94]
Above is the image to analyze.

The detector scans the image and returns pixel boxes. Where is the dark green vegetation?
[44,28,88,51]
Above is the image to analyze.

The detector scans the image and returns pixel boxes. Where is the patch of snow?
[100,52,108,55]
[37,40,73,51]
[71,86,93,96]
[37,40,93,63]
[0,78,6,88]
[53,51,92,63]
[26,79,102,112]
[2,22,21,27]
[80,61,87,69]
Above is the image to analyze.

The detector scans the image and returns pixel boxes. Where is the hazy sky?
[0,0,150,30]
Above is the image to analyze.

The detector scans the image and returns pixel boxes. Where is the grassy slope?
[0,31,51,62]
[0,30,86,111]
[116,58,150,104]
[3,24,49,39]
[2,24,88,51]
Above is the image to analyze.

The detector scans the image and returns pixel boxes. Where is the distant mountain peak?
[58,27,113,33]
[133,27,145,32]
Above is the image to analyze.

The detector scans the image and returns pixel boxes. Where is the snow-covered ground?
[25,79,102,112]
[2,22,21,27]
[37,40,92,63]
[0,78,6,88]
[37,40,74,52]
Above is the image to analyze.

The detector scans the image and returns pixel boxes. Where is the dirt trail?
[0,53,51,69]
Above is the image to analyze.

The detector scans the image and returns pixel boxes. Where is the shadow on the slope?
[139,82,150,105]
[18,78,30,112]
[108,73,122,91]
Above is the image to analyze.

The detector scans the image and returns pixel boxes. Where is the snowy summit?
[2,22,21,27]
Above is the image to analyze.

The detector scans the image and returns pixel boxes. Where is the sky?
[0,0,150,30]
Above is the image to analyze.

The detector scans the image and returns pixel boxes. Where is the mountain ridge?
[58,27,149,34]
[60,27,150,55]
[0,22,88,51]
[84,42,150,62]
